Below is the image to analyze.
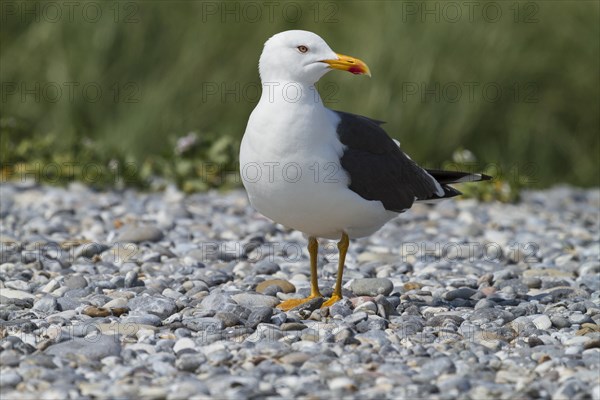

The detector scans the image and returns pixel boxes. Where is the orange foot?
[321,294,342,308]
[277,295,322,311]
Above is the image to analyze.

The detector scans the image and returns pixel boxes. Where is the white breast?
[240,100,397,239]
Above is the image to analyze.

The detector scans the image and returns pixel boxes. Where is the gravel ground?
[0,182,599,399]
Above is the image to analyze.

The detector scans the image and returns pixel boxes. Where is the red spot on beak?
[348,66,364,75]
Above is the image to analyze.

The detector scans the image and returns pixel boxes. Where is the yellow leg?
[277,237,322,311]
[322,232,349,308]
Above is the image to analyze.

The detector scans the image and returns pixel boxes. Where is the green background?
[2,1,599,190]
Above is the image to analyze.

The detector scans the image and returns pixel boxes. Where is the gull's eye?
[297,45,309,54]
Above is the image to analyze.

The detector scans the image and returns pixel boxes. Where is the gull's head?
[259,30,371,84]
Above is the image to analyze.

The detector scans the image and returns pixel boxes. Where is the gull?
[240,30,490,310]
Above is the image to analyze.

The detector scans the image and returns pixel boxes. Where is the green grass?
[1,1,599,195]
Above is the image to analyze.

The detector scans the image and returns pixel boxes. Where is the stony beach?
[0,182,598,399]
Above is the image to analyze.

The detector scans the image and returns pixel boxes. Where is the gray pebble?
[354,301,377,314]
[438,376,471,392]
[0,349,21,367]
[444,287,477,301]
[199,292,235,311]
[532,315,552,330]
[246,307,274,329]
[182,317,224,332]
[254,260,280,275]
[117,225,164,243]
[280,322,307,331]
[523,277,542,289]
[124,271,144,288]
[350,278,394,296]
[63,287,93,298]
[551,315,572,329]
[355,330,390,348]
[32,295,57,313]
[215,312,242,327]
[345,311,368,325]
[569,312,593,325]
[173,337,196,354]
[474,299,496,310]
[65,275,88,289]
[0,371,22,387]
[121,313,162,326]
[270,312,286,326]
[4,183,599,399]
[356,315,388,331]
[221,303,251,320]
[75,243,109,260]
[329,299,353,317]
[470,308,515,324]
[231,293,279,308]
[422,356,456,376]
[176,353,204,372]
[45,334,121,360]
[128,295,177,319]
[289,296,323,312]
[57,297,81,311]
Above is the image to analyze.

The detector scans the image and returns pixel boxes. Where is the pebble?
[421,356,456,377]
[173,338,196,354]
[41,279,60,293]
[0,288,35,299]
[328,377,357,391]
[117,225,164,243]
[584,339,600,350]
[124,271,144,288]
[290,296,323,312]
[56,297,80,311]
[122,314,162,326]
[104,297,128,308]
[569,312,593,325]
[199,292,235,310]
[256,279,296,294]
[0,371,22,387]
[523,277,542,289]
[1,183,598,399]
[45,334,121,360]
[32,295,57,313]
[350,278,394,296]
[345,311,369,325]
[232,293,280,308]
[128,295,178,319]
[65,275,88,289]
[176,353,203,372]
[254,260,281,275]
[280,322,307,331]
[214,312,242,327]
[444,287,477,300]
[533,315,553,330]
[551,315,572,329]
[246,307,274,328]
[474,299,496,310]
[182,317,224,332]
[354,301,378,314]
[329,299,353,317]
[470,308,515,324]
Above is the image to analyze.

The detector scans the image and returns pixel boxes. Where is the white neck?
[259,81,323,107]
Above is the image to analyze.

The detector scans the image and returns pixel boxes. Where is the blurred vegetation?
[443,148,528,202]
[1,1,599,196]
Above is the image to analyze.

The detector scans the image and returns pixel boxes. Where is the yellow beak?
[322,53,372,77]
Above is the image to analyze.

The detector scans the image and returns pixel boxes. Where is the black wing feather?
[335,111,443,212]
[335,111,490,213]
[426,169,492,184]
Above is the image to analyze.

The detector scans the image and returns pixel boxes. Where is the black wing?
[335,111,489,213]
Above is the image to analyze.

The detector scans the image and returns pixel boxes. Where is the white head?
[258,30,371,84]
